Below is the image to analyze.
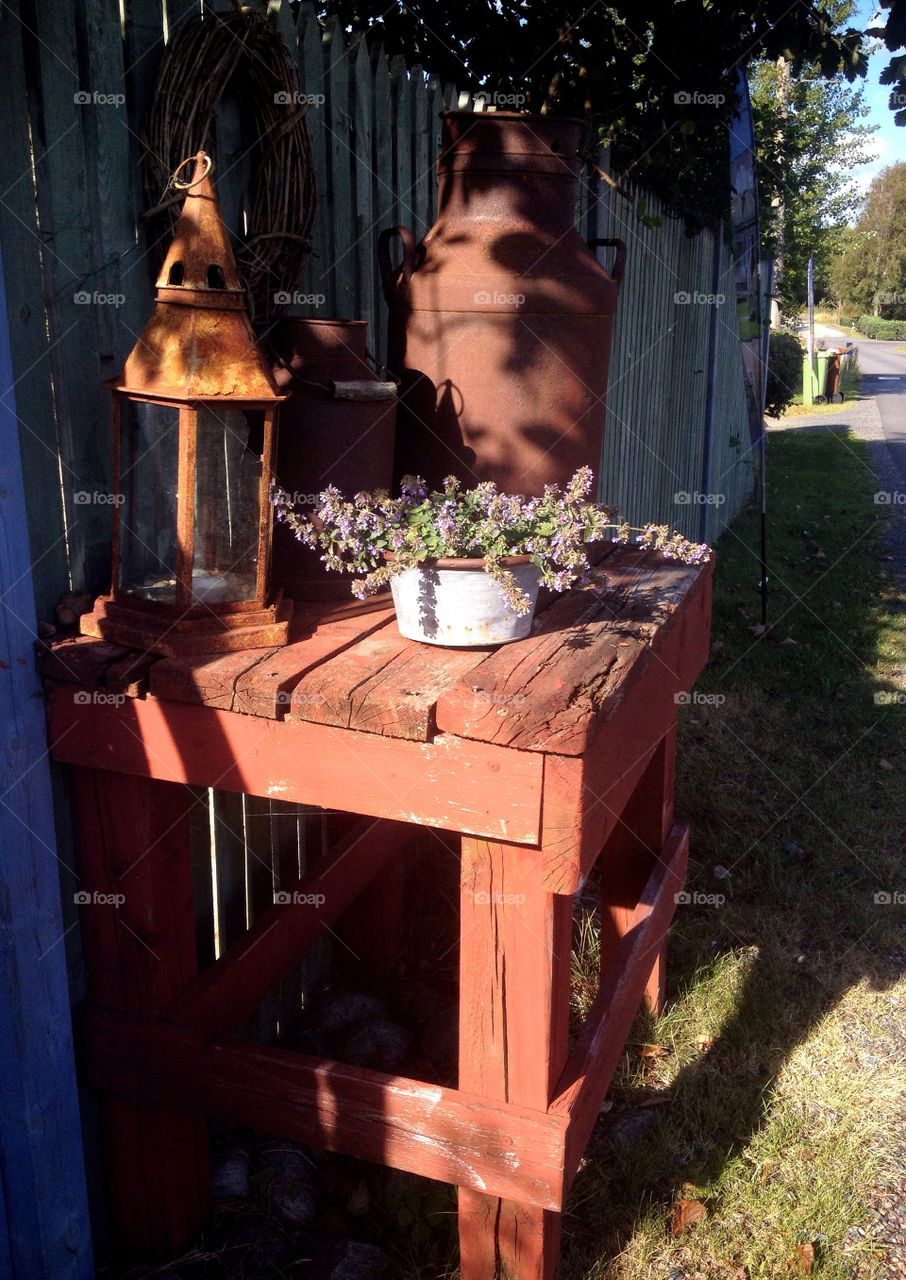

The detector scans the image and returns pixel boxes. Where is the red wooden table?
[42,545,712,1278]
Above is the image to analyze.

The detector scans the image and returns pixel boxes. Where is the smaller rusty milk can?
[380,112,625,496]
[271,318,397,600]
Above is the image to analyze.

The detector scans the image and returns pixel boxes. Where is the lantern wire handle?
[171,153,213,191]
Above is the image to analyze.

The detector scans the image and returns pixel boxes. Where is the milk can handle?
[589,237,626,288]
[378,226,416,301]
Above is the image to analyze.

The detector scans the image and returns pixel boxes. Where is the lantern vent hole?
[207,264,226,289]
[167,261,185,285]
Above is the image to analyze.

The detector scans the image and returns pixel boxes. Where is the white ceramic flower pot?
[389,557,541,646]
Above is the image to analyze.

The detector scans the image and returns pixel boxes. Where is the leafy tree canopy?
[750,59,877,312]
[829,162,906,314]
[321,0,905,226]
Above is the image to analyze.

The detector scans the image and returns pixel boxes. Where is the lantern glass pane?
[191,407,263,604]
[118,399,180,602]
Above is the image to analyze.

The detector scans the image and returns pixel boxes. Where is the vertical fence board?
[353,37,376,343]
[325,15,354,319]
[390,55,413,234]
[371,47,394,368]
[412,68,431,240]
[0,2,73,621]
[29,0,120,595]
[297,4,332,313]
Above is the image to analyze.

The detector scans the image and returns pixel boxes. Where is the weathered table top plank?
[434,552,710,755]
[38,550,712,756]
[289,624,490,740]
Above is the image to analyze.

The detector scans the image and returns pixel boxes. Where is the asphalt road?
[810,325,906,484]
[854,339,906,484]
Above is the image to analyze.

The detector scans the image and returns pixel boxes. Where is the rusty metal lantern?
[80,153,291,656]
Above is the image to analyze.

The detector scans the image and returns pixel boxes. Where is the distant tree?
[750,60,876,315]
[830,162,906,314]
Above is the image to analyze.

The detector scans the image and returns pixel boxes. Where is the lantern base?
[79,595,292,657]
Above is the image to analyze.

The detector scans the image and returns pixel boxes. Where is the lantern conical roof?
[111,152,282,401]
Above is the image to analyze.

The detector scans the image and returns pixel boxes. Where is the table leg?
[598,724,677,1015]
[70,767,209,1257]
[458,838,573,1279]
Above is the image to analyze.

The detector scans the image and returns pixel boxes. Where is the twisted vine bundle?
[143,5,317,321]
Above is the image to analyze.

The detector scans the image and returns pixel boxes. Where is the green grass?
[554,427,905,1280]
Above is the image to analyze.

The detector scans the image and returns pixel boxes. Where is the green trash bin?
[801,352,822,405]
[814,349,833,404]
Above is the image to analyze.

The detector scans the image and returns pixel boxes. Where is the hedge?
[854,316,906,341]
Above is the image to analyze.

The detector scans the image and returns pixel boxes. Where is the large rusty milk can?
[379,111,625,495]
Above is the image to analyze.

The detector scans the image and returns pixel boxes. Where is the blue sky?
[847,0,904,197]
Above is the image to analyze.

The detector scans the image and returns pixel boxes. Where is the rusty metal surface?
[87,152,290,654]
[113,153,281,402]
[381,113,624,496]
[271,318,397,600]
